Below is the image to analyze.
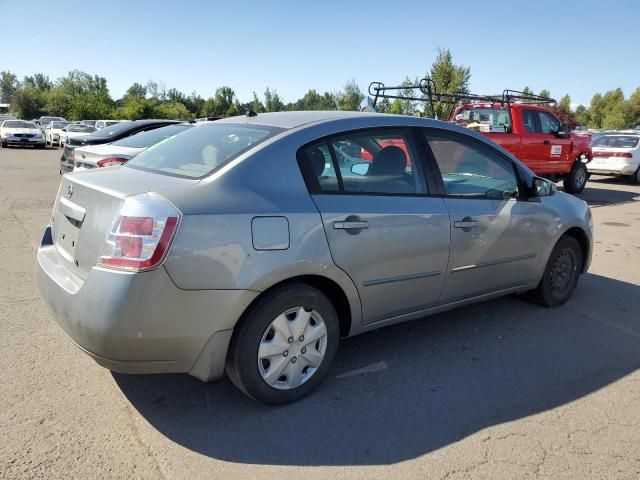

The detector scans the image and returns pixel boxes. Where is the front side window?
[425,131,519,199]
[300,130,425,195]
[538,111,560,134]
[125,123,282,179]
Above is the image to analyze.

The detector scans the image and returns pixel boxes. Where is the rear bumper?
[587,162,638,176]
[36,227,258,380]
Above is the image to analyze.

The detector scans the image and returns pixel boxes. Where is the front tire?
[563,161,588,194]
[526,236,583,307]
[225,284,340,405]
[630,166,640,185]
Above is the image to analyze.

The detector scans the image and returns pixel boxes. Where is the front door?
[300,129,451,324]
[521,108,572,175]
[422,129,544,302]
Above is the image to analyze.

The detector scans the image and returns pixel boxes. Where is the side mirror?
[351,163,369,176]
[555,123,571,138]
[532,177,556,197]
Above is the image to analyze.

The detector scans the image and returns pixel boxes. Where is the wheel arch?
[561,226,590,273]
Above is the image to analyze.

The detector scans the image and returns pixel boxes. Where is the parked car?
[0,119,46,148]
[450,103,592,193]
[73,123,192,171]
[37,111,593,405]
[38,116,66,132]
[80,120,98,127]
[60,123,97,145]
[587,132,640,183]
[95,119,125,129]
[44,120,70,147]
[60,119,181,173]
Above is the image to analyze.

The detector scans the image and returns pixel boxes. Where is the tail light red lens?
[99,194,181,271]
[97,157,129,168]
[593,151,633,158]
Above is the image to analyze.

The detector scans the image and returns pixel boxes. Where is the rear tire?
[563,161,588,194]
[225,284,340,405]
[526,236,583,307]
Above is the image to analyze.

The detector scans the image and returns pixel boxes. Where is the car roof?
[215,111,385,129]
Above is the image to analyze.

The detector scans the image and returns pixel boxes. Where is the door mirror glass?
[351,163,369,176]
[533,177,556,196]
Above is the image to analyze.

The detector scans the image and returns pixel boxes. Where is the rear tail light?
[593,151,633,158]
[99,193,181,271]
[97,157,129,168]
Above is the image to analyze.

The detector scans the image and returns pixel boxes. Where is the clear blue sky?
[2,0,638,106]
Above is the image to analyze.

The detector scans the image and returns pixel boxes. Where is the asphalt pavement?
[1,146,639,479]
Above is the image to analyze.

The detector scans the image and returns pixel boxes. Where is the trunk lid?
[52,167,197,279]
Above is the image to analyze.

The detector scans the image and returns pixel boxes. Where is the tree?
[336,79,364,111]
[522,86,532,96]
[203,86,239,117]
[0,71,19,103]
[559,94,571,113]
[146,80,166,100]
[11,88,46,119]
[264,88,284,112]
[23,74,52,91]
[125,82,147,99]
[250,92,265,113]
[574,105,590,126]
[290,89,336,111]
[538,89,551,99]
[428,48,470,119]
[153,101,193,120]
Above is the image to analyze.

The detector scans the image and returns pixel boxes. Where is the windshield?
[126,123,282,178]
[593,135,639,148]
[112,124,191,148]
[68,124,96,133]
[3,120,36,129]
[454,107,511,133]
[51,121,68,129]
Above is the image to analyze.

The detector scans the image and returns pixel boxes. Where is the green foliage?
[428,48,470,119]
[289,89,336,111]
[1,71,19,103]
[264,88,284,112]
[538,89,551,99]
[558,94,571,113]
[336,79,364,111]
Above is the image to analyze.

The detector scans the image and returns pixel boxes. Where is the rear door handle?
[333,220,369,230]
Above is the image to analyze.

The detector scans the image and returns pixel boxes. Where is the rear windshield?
[68,124,96,133]
[112,124,191,148]
[88,121,137,137]
[454,107,511,133]
[125,123,283,179]
[51,121,68,129]
[41,117,64,123]
[592,135,639,148]
[3,120,36,129]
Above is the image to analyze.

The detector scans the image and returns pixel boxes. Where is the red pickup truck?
[449,102,592,193]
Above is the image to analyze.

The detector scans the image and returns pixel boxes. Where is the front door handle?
[333,220,369,230]
[454,217,479,229]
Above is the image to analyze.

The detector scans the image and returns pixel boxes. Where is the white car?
[0,119,46,148]
[94,120,126,130]
[60,124,97,145]
[587,132,640,184]
[44,121,70,147]
[73,123,192,171]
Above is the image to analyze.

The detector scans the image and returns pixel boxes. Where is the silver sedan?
[36,112,593,405]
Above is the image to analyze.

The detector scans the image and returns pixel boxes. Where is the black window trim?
[296,126,438,198]
[419,127,528,201]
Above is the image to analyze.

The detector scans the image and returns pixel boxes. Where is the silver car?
[36,112,593,405]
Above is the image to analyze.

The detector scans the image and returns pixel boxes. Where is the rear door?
[300,128,451,325]
[422,129,544,302]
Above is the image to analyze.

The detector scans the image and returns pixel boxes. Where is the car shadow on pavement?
[114,273,640,466]
[576,177,640,208]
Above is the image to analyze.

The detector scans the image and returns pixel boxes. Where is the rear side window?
[522,110,537,133]
[125,123,282,179]
[425,131,519,199]
[300,130,426,195]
